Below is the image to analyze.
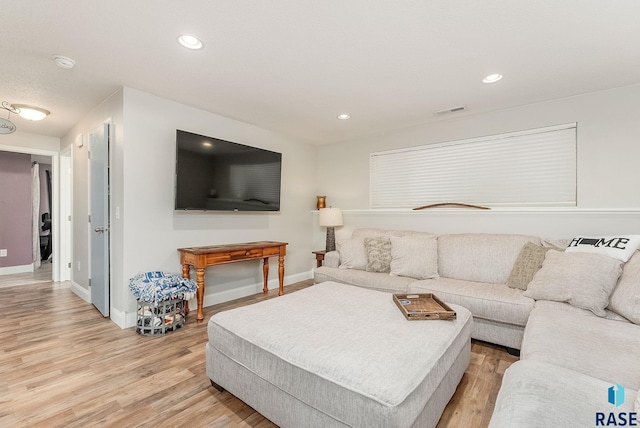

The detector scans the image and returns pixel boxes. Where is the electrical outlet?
[0,249,7,257]
[77,261,81,271]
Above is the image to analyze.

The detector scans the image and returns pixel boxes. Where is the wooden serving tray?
[392,293,457,320]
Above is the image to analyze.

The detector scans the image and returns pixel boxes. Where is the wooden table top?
[177,241,288,255]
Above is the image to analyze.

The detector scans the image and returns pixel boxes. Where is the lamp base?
[325,227,336,252]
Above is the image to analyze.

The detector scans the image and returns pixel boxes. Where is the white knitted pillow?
[565,235,640,262]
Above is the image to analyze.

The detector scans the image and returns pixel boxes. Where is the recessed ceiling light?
[483,74,503,84]
[12,104,50,121]
[53,55,76,69]
[178,34,203,50]
[337,114,351,120]
[202,141,213,148]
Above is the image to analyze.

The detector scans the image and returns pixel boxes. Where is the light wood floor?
[0,262,52,289]
[0,278,518,427]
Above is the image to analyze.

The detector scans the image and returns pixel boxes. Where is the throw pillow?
[506,242,550,290]
[565,235,640,262]
[608,250,640,324]
[336,239,367,270]
[523,251,623,317]
[389,235,439,280]
[364,237,392,273]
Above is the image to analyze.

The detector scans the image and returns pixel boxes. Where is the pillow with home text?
[564,235,640,262]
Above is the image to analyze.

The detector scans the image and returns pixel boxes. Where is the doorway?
[0,145,66,284]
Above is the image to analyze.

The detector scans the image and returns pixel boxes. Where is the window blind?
[370,123,577,209]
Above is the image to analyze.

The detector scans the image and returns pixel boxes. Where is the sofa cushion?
[364,237,392,273]
[314,266,413,293]
[523,251,622,317]
[533,300,627,322]
[489,360,639,428]
[608,250,640,324]
[352,228,435,240]
[522,302,640,389]
[438,233,542,284]
[337,239,367,270]
[565,235,640,262]
[409,278,534,327]
[389,235,439,280]
[506,242,550,290]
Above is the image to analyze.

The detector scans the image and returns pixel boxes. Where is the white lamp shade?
[319,207,343,227]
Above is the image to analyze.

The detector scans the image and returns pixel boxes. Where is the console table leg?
[278,255,285,296]
[181,264,191,316]
[196,268,205,323]
[262,258,269,293]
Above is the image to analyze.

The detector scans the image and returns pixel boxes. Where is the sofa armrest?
[324,251,340,268]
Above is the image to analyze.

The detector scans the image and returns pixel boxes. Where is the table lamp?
[319,207,343,252]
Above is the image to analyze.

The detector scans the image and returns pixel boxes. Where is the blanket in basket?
[129,271,197,304]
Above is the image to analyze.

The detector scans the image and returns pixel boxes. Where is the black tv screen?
[175,130,282,211]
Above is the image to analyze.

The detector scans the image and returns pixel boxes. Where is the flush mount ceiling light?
[11,104,50,121]
[337,114,351,120]
[178,34,203,50]
[53,55,76,69]
[483,73,503,83]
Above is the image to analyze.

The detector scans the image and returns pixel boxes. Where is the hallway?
[0,262,52,289]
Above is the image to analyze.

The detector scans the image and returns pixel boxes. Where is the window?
[370,123,576,209]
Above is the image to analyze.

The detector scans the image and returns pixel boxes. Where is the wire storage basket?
[136,298,186,335]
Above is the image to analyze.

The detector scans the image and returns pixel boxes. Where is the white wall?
[318,83,640,209]
[115,88,317,327]
[61,89,124,306]
[314,84,640,244]
[0,131,60,153]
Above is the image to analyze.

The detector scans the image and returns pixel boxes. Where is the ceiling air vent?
[433,105,467,116]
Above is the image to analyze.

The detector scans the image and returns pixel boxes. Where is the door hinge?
[68,215,71,221]
[88,151,91,159]
[88,278,91,287]
[88,215,91,223]
[68,262,71,268]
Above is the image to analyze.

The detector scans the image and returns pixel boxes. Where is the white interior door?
[89,124,110,317]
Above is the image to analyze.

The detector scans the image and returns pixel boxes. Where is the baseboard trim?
[70,281,91,303]
[110,306,137,330]
[0,264,34,275]
[116,271,314,329]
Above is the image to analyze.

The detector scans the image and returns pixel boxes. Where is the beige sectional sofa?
[314,228,562,350]
[314,228,640,427]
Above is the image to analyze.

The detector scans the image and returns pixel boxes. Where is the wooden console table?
[178,241,288,322]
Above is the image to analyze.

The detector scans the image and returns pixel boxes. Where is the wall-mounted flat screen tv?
[175,130,282,211]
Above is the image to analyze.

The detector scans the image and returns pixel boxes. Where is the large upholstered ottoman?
[206,281,472,428]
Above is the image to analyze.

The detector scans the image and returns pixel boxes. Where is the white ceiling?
[1,1,640,145]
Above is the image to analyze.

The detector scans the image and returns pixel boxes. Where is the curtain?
[31,162,41,270]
